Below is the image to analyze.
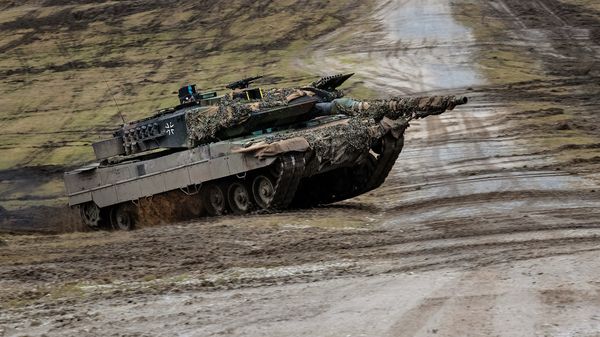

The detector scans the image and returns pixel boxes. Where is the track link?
[271,153,306,209]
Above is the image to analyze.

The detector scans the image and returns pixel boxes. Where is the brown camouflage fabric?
[257,113,409,167]
[186,88,315,144]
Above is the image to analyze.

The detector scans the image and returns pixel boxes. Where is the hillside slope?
[0,0,372,213]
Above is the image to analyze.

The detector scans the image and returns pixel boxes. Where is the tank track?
[270,153,306,209]
[330,134,404,203]
[363,135,404,193]
[291,134,404,206]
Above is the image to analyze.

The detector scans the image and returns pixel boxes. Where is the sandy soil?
[2,0,600,336]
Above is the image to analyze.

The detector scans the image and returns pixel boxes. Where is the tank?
[64,73,467,230]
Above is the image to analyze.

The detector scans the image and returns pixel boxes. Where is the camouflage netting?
[186,88,315,144]
[333,96,462,121]
[278,96,460,166]
[238,113,409,169]
[290,118,373,166]
[296,116,407,166]
[191,92,459,167]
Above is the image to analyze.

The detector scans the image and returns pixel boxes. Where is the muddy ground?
[2,0,600,336]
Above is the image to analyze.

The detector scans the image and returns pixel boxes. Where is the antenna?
[102,75,126,124]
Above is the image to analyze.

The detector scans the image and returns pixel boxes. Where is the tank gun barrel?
[411,95,468,119]
[452,96,468,106]
[324,95,468,121]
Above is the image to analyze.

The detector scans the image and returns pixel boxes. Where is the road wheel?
[79,202,107,229]
[110,203,138,231]
[252,175,276,210]
[202,183,226,216]
[227,181,252,214]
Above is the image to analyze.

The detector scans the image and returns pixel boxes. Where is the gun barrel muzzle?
[453,96,468,106]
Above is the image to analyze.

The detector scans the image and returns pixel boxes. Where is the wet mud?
[2,0,600,336]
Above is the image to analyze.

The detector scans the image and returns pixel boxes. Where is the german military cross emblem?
[165,122,175,135]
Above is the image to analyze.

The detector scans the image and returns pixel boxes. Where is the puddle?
[376,0,482,91]
[383,1,471,41]
[299,0,483,94]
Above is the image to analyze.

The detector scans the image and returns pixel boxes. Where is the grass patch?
[453,1,546,84]
[562,0,600,12]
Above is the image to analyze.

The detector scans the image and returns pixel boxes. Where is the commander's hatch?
[177,84,221,107]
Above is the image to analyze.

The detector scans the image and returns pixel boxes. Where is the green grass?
[453,1,547,84]
[563,0,600,11]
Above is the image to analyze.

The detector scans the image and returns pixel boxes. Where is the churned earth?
[2,0,600,336]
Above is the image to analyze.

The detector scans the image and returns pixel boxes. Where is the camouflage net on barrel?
[333,96,462,121]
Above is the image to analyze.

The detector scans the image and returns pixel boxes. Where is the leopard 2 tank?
[64,73,467,230]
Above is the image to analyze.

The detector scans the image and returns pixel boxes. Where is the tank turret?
[92,74,355,160]
[92,74,466,161]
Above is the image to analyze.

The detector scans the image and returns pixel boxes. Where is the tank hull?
[64,142,276,208]
[64,114,405,230]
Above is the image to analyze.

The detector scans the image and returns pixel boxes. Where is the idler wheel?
[252,175,276,210]
[110,203,138,231]
[227,182,252,215]
[202,183,226,216]
[79,202,106,229]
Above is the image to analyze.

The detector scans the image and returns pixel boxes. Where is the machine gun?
[226,75,264,90]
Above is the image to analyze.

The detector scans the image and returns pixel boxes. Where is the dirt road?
[2,0,600,336]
